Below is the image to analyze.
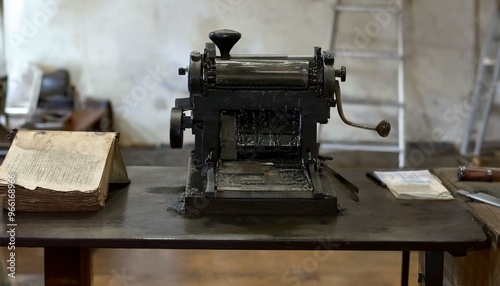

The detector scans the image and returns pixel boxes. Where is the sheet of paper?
[374,170,453,200]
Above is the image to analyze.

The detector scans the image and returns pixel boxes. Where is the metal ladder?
[460,6,500,157]
[321,0,406,168]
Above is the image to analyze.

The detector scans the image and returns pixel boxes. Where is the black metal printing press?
[170,29,391,215]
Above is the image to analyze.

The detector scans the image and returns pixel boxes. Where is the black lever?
[209,29,241,60]
[333,81,391,137]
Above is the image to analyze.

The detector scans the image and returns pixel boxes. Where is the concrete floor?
[0,143,473,285]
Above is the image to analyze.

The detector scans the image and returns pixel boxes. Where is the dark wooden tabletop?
[0,166,490,251]
[435,168,500,244]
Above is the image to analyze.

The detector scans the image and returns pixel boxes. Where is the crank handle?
[333,81,391,137]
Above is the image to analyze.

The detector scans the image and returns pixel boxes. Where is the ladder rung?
[332,50,402,59]
[482,57,496,66]
[321,143,401,153]
[343,98,402,107]
[335,5,402,14]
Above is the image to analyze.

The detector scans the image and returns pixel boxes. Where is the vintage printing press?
[170,29,391,215]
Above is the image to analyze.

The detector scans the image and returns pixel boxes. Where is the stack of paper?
[373,170,453,200]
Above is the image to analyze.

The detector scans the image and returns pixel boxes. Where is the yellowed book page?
[0,131,116,193]
[110,139,131,184]
[374,170,454,200]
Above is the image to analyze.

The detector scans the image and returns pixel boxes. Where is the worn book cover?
[0,130,130,211]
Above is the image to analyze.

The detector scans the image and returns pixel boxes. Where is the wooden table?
[0,167,490,286]
[435,168,500,285]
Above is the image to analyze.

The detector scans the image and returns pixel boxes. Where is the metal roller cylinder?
[215,59,310,88]
[170,107,184,149]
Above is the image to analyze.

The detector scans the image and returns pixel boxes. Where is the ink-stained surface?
[0,166,489,251]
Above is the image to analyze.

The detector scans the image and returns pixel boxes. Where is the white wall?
[3,0,499,147]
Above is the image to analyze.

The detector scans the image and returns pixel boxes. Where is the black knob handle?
[336,66,347,82]
[209,29,241,60]
[375,120,391,137]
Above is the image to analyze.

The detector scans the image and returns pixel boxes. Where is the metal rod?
[397,1,405,168]
[460,8,499,155]
[321,143,400,152]
[473,44,500,156]
[336,5,402,14]
[0,0,5,74]
[329,2,340,51]
[342,98,402,107]
[332,50,401,59]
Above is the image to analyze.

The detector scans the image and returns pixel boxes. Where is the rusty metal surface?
[0,166,490,251]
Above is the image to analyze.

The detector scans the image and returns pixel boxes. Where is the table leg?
[401,250,410,286]
[44,247,92,286]
[418,251,444,286]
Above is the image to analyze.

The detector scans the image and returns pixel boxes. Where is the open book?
[0,130,130,211]
[373,170,453,200]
